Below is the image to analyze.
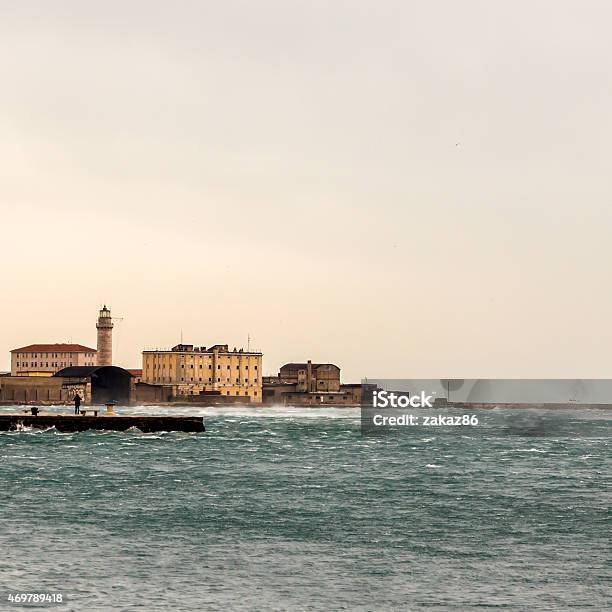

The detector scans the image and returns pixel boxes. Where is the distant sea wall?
[449,402,612,410]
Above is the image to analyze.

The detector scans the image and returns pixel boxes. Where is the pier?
[0,412,205,433]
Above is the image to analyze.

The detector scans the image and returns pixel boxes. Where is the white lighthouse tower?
[96,305,113,366]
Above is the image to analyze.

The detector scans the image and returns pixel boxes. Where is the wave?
[124,404,361,420]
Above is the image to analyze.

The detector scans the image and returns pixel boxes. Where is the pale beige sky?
[1,1,612,380]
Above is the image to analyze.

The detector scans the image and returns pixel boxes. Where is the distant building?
[142,344,263,402]
[264,360,361,405]
[10,344,97,377]
[0,365,135,404]
[128,369,143,384]
[279,361,341,392]
[9,305,115,378]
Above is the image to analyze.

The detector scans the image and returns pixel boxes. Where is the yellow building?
[142,344,263,402]
[10,344,97,376]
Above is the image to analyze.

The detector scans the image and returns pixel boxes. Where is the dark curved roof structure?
[54,365,135,378]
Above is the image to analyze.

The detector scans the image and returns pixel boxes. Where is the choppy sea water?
[0,405,610,611]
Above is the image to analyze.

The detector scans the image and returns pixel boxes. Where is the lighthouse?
[96,305,113,366]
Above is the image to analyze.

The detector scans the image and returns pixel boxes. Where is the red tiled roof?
[11,343,97,353]
[128,369,143,377]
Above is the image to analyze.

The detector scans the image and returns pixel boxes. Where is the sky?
[1,0,612,380]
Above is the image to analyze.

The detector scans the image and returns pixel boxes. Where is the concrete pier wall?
[0,414,205,433]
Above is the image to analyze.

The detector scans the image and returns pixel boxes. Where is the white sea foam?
[119,404,361,420]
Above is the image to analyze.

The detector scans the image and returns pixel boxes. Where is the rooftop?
[54,366,136,377]
[280,363,340,371]
[11,343,97,354]
[143,344,262,355]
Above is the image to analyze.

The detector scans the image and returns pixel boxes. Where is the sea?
[0,405,609,611]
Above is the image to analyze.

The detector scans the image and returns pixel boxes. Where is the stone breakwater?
[0,414,205,433]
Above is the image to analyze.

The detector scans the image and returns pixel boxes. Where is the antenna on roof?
[247,334,251,352]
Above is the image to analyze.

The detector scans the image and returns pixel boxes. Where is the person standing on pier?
[73,393,82,415]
